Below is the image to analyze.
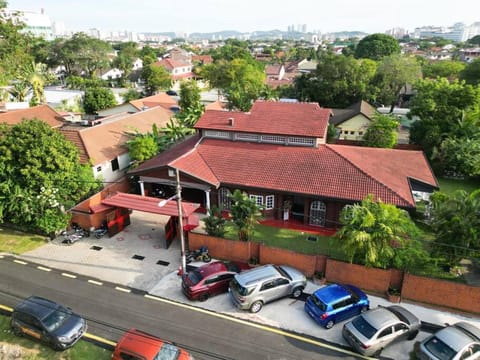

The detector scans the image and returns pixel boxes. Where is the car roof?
[434,322,480,352]
[234,264,279,286]
[196,261,228,277]
[116,328,168,359]
[313,284,352,304]
[361,306,403,329]
[15,296,58,320]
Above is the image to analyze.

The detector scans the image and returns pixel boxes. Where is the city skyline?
[7,0,480,35]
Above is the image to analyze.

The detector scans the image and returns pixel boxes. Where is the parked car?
[416,321,480,360]
[112,328,193,360]
[228,264,307,313]
[182,260,251,301]
[166,90,178,96]
[342,305,420,357]
[11,296,87,350]
[304,283,369,329]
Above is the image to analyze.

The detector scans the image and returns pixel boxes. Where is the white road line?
[37,266,51,272]
[88,280,103,286]
[13,259,28,265]
[61,272,77,279]
[115,286,131,293]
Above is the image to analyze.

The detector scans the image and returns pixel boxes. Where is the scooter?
[93,222,108,239]
[62,224,89,245]
[186,246,212,264]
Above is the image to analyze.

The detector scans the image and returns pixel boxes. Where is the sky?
[6,0,480,35]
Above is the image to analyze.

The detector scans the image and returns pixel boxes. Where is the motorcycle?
[62,224,89,245]
[186,246,212,264]
[93,222,108,239]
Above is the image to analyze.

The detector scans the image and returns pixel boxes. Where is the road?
[0,256,367,360]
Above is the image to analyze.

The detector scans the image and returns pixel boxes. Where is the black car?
[11,296,87,350]
[166,90,178,96]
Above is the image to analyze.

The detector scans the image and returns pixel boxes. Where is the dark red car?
[182,260,251,301]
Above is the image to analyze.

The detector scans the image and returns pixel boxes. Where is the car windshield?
[42,307,72,332]
[186,270,202,285]
[275,265,292,280]
[225,262,240,273]
[311,295,327,312]
[352,315,377,339]
[230,279,253,296]
[154,343,180,360]
[423,337,457,360]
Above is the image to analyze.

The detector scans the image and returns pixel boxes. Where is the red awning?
[101,192,200,217]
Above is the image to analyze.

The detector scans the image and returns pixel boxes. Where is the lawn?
[0,227,49,254]
[223,222,346,259]
[0,314,112,360]
[437,177,479,195]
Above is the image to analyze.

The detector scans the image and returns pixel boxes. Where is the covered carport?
[101,192,200,248]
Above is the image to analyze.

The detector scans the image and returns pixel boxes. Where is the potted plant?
[386,287,401,303]
[313,271,326,285]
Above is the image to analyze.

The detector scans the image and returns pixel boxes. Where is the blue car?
[304,283,369,329]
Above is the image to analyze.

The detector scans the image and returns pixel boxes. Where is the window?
[249,195,263,207]
[378,326,393,338]
[394,323,408,332]
[265,195,274,210]
[218,188,232,210]
[350,131,355,135]
[309,201,326,226]
[359,131,363,135]
[96,166,102,172]
[111,158,119,171]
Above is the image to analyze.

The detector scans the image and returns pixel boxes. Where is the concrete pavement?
[18,211,480,359]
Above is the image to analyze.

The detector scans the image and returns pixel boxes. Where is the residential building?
[129,100,437,228]
[97,93,178,117]
[0,104,64,128]
[330,101,377,141]
[4,8,54,40]
[152,58,194,88]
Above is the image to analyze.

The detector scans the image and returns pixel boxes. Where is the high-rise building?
[5,8,54,40]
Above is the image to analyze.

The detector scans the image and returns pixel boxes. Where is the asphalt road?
[0,256,367,360]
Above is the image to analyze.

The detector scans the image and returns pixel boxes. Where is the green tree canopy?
[142,64,171,96]
[112,41,139,85]
[460,58,480,86]
[422,60,466,81]
[362,114,399,148]
[336,195,419,269]
[355,33,400,61]
[229,189,262,241]
[0,120,99,235]
[83,87,117,114]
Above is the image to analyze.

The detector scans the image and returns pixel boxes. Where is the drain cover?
[90,246,103,251]
[156,260,169,266]
[132,255,145,261]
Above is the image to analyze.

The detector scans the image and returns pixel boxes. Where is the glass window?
[352,316,377,339]
[218,188,232,210]
[423,337,457,360]
[378,326,393,338]
[111,158,119,171]
[265,195,274,210]
[249,195,263,207]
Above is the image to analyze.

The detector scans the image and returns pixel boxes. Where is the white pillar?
[205,189,211,211]
[139,181,145,196]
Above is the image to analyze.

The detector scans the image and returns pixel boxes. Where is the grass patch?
[0,227,49,254]
[223,222,346,259]
[0,314,112,359]
[437,177,479,195]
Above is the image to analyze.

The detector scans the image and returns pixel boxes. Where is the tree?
[121,88,142,103]
[336,195,419,268]
[422,60,466,81]
[0,120,100,235]
[432,135,480,177]
[201,58,265,111]
[83,87,117,114]
[409,78,480,158]
[203,206,226,238]
[177,80,204,127]
[142,64,171,96]
[467,35,480,45]
[355,33,400,61]
[362,114,399,148]
[112,41,138,85]
[430,190,480,265]
[127,133,159,163]
[460,58,480,85]
[229,189,262,241]
[369,55,421,111]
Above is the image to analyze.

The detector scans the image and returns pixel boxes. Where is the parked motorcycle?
[93,222,108,239]
[62,224,89,245]
[186,246,212,264]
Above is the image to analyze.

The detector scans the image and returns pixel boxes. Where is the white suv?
[228,264,306,313]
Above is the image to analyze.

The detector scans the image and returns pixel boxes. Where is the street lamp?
[158,168,186,274]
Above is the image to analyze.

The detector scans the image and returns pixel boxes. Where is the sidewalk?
[19,211,480,359]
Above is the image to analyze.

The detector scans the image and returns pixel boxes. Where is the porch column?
[139,181,145,196]
[205,189,211,211]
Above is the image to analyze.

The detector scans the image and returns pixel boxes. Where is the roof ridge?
[326,145,411,206]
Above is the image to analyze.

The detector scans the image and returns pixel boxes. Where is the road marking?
[83,332,117,347]
[0,255,4,259]
[13,260,27,265]
[37,266,51,272]
[61,272,77,279]
[144,294,374,359]
[115,286,131,293]
[0,304,13,313]
[88,280,103,286]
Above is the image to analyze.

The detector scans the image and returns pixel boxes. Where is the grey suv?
[228,264,307,313]
[11,296,87,350]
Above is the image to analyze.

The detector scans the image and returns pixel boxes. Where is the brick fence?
[189,232,480,315]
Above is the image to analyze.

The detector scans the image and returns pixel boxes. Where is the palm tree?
[229,189,263,241]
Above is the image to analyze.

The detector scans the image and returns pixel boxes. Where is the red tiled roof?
[153,58,190,70]
[195,100,330,138]
[129,93,177,111]
[191,55,213,64]
[0,104,65,128]
[133,138,437,208]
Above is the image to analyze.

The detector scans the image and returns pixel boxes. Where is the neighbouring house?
[152,58,194,88]
[43,87,84,109]
[129,100,438,229]
[330,100,377,141]
[0,104,65,128]
[97,93,178,117]
[60,106,173,183]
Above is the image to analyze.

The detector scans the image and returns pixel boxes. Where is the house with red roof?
[152,58,194,87]
[129,100,438,228]
[0,104,65,128]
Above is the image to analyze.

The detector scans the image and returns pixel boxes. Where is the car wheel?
[325,320,335,329]
[250,301,263,313]
[360,306,368,313]
[202,254,212,263]
[198,293,209,302]
[373,348,383,357]
[292,287,303,298]
[407,329,419,340]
